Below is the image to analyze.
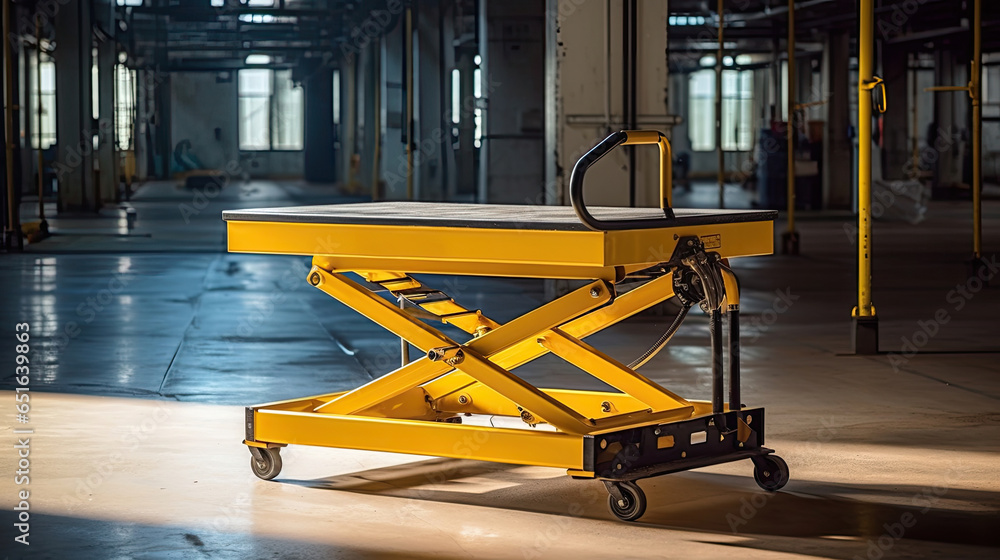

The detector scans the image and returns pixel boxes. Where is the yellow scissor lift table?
[224,131,788,522]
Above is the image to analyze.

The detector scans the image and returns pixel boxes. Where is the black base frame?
[585,408,770,482]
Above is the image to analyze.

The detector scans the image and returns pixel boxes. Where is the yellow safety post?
[782,0,799,255]
[715,0,725,209]
[924,0,983,279]
[852,0,881,354]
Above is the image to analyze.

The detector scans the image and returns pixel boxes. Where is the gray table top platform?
[223,202,777,232]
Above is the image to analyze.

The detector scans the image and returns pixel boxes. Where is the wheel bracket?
[603,480,625,502]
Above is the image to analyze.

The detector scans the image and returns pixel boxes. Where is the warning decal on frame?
[700,234,722,250]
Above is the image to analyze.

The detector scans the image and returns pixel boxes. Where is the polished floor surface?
[2,179,999,559]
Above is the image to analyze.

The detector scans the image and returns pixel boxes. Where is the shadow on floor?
[282,457,1000,558]
[3,512,465,560]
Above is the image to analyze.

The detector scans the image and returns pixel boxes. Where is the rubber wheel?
[250,447,282,481]
[607,481,647,522]
[753,455,789,491]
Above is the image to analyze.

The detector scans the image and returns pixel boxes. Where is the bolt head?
[309,273,321,286]
[590,288,600,297]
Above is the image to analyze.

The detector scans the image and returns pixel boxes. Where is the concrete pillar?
[97,40,116,201]
[339,55,356,188]
[379,23,408,199]
[823,31,853,209]
[54,0,93,211]
[416,0,445,200]
[547,0,672,208]
[153,71,172,179]
[634,0,670,207]
[303,63,336,183]
[882,42,909,180]
[483,0,545,204]
[933,49,963,188]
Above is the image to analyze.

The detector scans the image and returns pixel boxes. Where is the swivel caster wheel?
[752,454,789,491]
[605,480,646,522]
[250,447,282,481]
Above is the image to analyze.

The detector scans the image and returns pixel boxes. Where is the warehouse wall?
[170,72,305,179]
[551,0,670,208]
[170,73,239,172]
[483,0,546,204]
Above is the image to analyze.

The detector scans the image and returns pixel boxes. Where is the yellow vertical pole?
[3,0,17,249]
[716,0,725,209]
[857,0,874,318]
[971,0,982,263]
[405,7,414,201]
[853,0,878,354]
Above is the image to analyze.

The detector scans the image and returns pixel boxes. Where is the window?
[238,68,303,151]
[92,57,100,121]
[451,68,460,124]
[332,69,340,126]
[688,68,753,151]
[473,65,482,148]
[668,15,707,26]
[688,70,715,151]
[30,55,56,149]
[985,64,1000,119]
[115,64,136,150]
[722,70,753,151]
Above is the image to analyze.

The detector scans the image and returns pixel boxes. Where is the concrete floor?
[2,179,1000,559]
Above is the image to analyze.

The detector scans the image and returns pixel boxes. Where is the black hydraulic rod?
[728,309,741,411]
[710,308,724,414]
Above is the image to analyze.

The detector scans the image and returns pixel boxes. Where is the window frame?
[238,68,304,152]
[687,67,754,153]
